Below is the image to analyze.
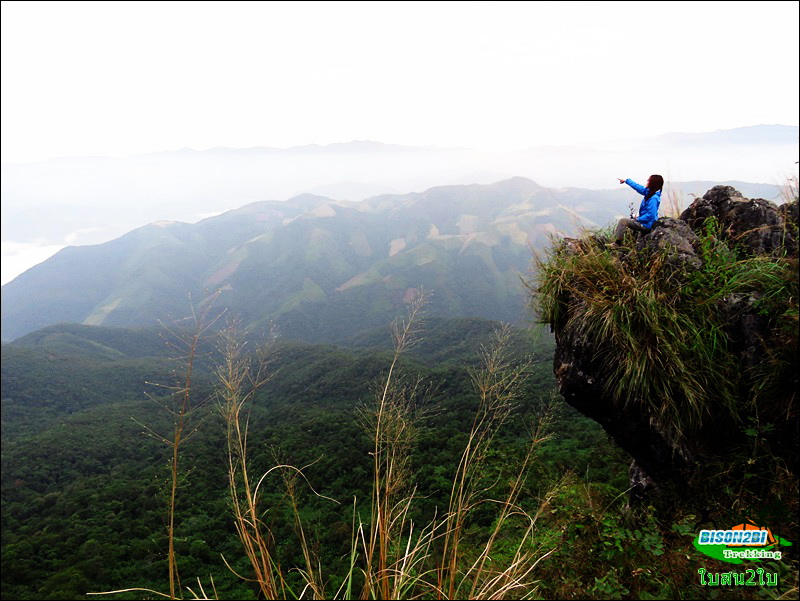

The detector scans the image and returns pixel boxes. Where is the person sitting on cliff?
[608,174,663,247]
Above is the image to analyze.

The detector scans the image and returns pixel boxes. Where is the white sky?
[2,0,798,164]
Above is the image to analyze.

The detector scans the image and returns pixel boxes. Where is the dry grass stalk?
[95,293,556,600]
[91,295,224,600]
[438,324,555,600]
[356,310,555,600]
[358,291,428,599]
[214,318,284,599]
[158,302,223,600]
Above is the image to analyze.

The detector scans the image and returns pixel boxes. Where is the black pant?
[614,218,650,241]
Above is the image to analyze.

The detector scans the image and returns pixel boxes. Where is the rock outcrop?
[680,185,798,256]
[548,186,798,498]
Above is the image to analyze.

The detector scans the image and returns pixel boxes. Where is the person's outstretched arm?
[619,178,647,195]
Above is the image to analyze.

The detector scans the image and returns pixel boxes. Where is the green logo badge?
[693,521,792,564]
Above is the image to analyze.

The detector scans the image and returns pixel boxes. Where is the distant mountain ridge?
[2,125,796,261]
[2,177,636,342]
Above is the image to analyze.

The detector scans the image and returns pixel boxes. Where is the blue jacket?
[625,179,661,229]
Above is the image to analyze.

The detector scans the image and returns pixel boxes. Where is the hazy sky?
[2,0,798,164]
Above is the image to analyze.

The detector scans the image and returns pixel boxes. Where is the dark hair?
[645,174,664,200]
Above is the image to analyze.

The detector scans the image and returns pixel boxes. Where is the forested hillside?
[2,318,633,599]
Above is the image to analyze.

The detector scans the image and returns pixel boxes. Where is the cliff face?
[542,186,798,497]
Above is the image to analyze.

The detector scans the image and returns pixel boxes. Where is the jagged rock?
[717,292,769,371]
[547,186,798,500]
[628,461,658,503]
[561,235,607,255]
[680,185,797,256]
[635,217,702,270]
[553,324,696,488]
[777,198,798,228]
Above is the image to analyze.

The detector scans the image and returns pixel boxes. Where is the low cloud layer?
[1,241,65,285]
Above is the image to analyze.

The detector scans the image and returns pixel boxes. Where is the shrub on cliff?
[530,188,797,449]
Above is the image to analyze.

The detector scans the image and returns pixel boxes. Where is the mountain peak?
[285,193,337,210]
[489,176,544,191]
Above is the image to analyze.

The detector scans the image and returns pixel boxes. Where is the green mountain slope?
[9,323,172,360]
[1,178,625,342]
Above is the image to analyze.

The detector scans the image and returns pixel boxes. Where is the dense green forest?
[2,316,797,599]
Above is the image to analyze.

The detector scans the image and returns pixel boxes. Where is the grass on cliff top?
[528,219,798,440]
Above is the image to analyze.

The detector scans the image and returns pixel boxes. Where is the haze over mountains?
[2,125,796,283]
[2,177,622,342]
[1,125,796,341]
[2,170,790,344]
